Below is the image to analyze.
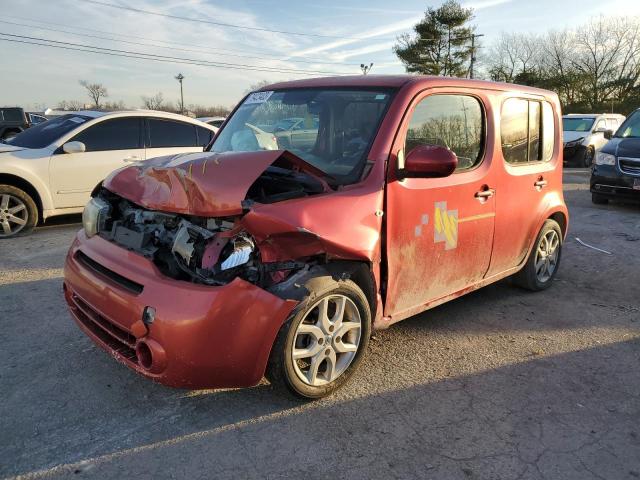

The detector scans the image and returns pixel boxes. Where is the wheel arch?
[0,173,44,221]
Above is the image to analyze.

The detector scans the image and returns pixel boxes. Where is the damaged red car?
[63,76,568,398]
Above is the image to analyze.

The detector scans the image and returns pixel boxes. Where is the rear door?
[487,97,557,275]
[145,118,203,160]
[384,90,497,319]
[50,117,144,208]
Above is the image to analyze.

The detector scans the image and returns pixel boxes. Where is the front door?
[50,117,144,208]
[384,91,497,320]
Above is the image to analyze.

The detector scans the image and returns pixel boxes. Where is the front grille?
[70,292,138,363]
[619,157,640,176]
[75,251,143,295]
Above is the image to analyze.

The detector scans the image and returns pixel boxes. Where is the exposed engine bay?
[92,164,328,287]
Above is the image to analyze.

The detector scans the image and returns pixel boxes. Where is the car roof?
[260,74,556,96]
[68,110,216,129]
[563,113,625,118]
[197,116,226,122]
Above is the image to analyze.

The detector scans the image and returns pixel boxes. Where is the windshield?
[7,114,91,149]
[615,110,640,138]
[562,118,595,132]
[211,88,394,185]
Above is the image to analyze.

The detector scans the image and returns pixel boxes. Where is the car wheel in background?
[591,193,609,205]
[582,146,595,167]
[0,185,38,238]
[514,219,563,291]
[267,274,371,399]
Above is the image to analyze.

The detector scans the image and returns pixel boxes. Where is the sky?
[1,0,639,111]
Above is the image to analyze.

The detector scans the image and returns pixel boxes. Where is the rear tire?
[266,273,371,399]
[0,185,38,238]
[514,219,562,291]
[591,193,609,205]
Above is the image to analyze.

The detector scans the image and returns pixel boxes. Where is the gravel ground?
[1,169,639,480]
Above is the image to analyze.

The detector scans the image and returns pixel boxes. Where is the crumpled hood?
[104,150,330,217]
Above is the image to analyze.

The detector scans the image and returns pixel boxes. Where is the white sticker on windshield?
[68,117,86,124]
[244,91,274,105]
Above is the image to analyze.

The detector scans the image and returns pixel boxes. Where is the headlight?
[220,234,254,270]
[595,152,616,166]
[82,197,111,237]
[565,137,584,148]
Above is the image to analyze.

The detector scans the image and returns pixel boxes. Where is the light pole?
[175,73,185,114]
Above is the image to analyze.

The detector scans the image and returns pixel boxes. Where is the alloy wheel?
[0,194,29,237]
[534,230,560,283]
[292,294,362,386]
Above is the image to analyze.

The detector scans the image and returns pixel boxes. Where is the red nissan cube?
[64,75,568,398]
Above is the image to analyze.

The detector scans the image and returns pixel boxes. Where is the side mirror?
[62,141,86,154]
[604,129,614,140]
[401,145,458,178]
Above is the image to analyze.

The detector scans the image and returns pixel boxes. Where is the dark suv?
[591,108,640,204]
[0,107,30,141]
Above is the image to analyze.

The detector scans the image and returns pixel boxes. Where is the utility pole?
[360,63,373,75]
[469,34,484,79]
[175,73,185,114]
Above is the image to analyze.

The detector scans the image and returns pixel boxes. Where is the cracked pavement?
[1,168,639,479]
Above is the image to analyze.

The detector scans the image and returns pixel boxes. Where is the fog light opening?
[136,342,153,370]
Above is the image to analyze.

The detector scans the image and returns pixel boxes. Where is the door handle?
[534,178,548,189]
[123,155,141,163]
[475,187,495,199]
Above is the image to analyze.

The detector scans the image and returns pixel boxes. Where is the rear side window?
[148,119,197,148]
[406,94,484,171]
[196,126,214,147]
[71,118,141,152]
[1,109,24,122]
[501,98,554,164]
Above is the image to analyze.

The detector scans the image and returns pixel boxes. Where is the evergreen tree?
[394,0,475,77]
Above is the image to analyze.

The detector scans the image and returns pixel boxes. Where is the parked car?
[591,108,640,204]
[0,107,31,141]
[63,76,567,399]
[0,110,217,237]
[196,116,225,129]
[562,113,625,167]
[272,116,320,150]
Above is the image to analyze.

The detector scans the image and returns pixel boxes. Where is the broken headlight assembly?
[82,197,111,238]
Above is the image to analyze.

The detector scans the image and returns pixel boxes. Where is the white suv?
[562,113,626,167]
[0,110,217,238]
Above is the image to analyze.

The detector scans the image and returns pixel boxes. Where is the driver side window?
[405,94,484,171]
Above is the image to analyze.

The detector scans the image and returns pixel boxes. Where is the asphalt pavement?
[1,168,639,480]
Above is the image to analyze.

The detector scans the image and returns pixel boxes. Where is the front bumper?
[590,164,640,200]
[563,144,586,165]
[63,231,297,389]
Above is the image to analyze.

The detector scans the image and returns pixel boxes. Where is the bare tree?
[244,80,272,95]
[56,99,84,111]
[79,80,108,109]
[141,92,165,110]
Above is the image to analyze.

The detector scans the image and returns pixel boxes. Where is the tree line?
[395,1,640,114]
[54,80,230,117]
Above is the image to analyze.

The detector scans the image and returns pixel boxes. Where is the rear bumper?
[63,231,297,389]
[590,165,640,200]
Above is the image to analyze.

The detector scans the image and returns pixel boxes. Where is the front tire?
[582,146,594,167]
[0,185,38,238]
[514,219,562,291]
[267,274,371,399]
